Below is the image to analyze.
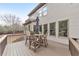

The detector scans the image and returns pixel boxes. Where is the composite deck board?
[7,44,11,56]
[14,45,22,56]
[13,42,21,56]
[2,44,8,56]
[6,44,11,56]
[19,44,29,56]
[15,41,29,56]
[3,41,29,56]
[2,40,71,56]
[11,44,17,56]
[15,43,25,56]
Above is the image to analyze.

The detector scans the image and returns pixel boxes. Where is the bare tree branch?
[0,14,21,34]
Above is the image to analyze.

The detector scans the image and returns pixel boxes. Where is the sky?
[0,3,38,25]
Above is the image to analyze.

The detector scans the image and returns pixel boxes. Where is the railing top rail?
[69,38,79,51]
[0,33,28,43]
[7,34,26,36]
[0,35,7,43]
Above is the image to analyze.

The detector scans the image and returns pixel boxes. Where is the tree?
[0,25,4,34]
[0,14,22,34]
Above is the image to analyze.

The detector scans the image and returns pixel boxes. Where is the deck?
[2,39,71,56]
[3,40,33,56]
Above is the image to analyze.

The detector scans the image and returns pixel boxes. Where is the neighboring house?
[23,3,79,45]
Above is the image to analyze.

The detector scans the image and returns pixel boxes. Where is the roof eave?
[28,3,46,16]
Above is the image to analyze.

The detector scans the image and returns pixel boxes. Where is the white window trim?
[42,6,48,16]
[49,22,56,36]
[58,19,69,37]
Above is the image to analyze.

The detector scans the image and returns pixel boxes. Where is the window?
[33,25,42,33]
[50,22,56,35]
[38,11,42,17]
[39,25,42,33]
[42,7,47,16]
[33,25,36,32]
[43,24,48,34]
[38,6,47,17]
[59,20,68,37]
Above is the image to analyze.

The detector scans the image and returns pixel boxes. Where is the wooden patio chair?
[28,33,48,52]
[40,35,48,47]
[29,35,41,52]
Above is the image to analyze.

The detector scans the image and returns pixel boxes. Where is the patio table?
[25,33,48,52]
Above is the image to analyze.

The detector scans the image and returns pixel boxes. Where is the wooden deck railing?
[0,35,7,56]
[69,38,79,56]
[0,34,25,56]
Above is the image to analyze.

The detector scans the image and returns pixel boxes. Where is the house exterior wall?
[26,3,79,45]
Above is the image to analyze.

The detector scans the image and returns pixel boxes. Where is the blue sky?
[0,3,38,25]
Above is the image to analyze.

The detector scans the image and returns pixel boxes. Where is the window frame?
[38,10,42,17]
[33,25,36,33]
[42,6,48,16]
[43,24,48,35]
[39,25,42,33]
[58,20,68,37]
[49,22,56,36]
[28,25,30,31]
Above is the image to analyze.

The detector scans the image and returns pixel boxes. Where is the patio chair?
[29,35,40,52]
[40,35,48,47]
